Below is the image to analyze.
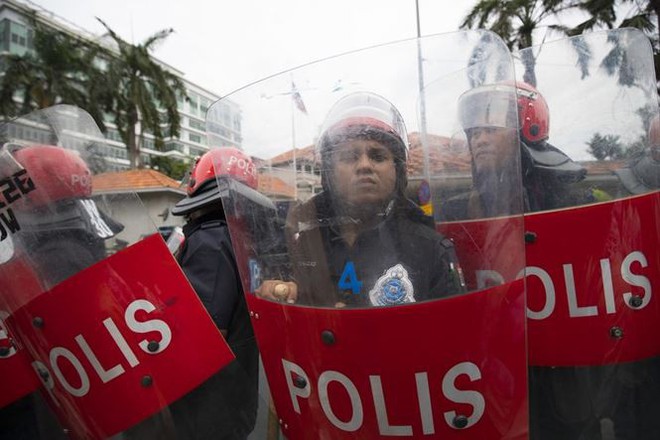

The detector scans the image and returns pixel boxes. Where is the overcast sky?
[31,0,474,97]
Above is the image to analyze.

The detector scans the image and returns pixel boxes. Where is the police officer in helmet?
[259,91,465,307]
[442,81,587,220]
[169,147,259,439]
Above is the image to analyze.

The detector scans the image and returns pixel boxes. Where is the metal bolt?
[38,369,50,382]
[610,326,624,339]
[524,231,537,244]
[141,375,153,387]
[249,311,254,317]
[32,317,44,328]
[147,341,160,353]
[321,330,336,346]
[293,375,307,389]
[254,313,260,320]
[628,295,643,308]
[452,415,469,429]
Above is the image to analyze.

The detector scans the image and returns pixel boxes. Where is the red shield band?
[249,281,527,439]
[442,192,658,367]
[524,192,659,366]
[6,234,235,438]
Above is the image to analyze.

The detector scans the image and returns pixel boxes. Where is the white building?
[0,0,242,170]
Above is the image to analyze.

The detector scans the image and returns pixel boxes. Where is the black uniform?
[287,192,464,307]
[169,211,258,440]
[440,141,586,220]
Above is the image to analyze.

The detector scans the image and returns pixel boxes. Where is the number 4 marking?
[338,261,362,294]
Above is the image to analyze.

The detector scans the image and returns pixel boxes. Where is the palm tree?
[557,0,660,87]
[0,17,105,129]
[95,19,187,169]
[460,0,575,86]
[462,0,660,87]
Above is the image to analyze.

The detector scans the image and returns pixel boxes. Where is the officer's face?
[331,138,397,207]
[467,126,518,174]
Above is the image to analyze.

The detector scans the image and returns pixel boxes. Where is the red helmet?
[515,81,549,144]
[10,145,92,207]
[458,81,550,144]
[171,147,257,216]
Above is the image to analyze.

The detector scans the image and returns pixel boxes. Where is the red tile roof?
[258,173,295,198]
[407,132,471,175]
[93,169,185,194]
[270,146,316,165]
[266,132,471,175]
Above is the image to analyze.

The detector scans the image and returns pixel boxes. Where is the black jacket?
[170,212,258,440]
[286,193,465,307]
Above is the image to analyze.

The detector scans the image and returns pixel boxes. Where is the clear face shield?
[458,84,519,132]
[319,92,409,151]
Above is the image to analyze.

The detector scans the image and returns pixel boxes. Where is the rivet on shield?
[284,424,288,429]
[147,341,160,353]
[249,311,254,317]
[141,375,153,387]
[293,375,307,389]
[610,326,624,339]
[321,330,336,345]
[628,295,643,308]
[0,341,11,357]
[254,313,260,320]
[278,419,283,425]
[524,231,537,243]
[38,368,50,382]
[452,415,469,429]
[32,317,44,328]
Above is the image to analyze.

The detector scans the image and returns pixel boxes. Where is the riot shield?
[208,31,527,439]
[0,106,235,439]
[516,29,660,439]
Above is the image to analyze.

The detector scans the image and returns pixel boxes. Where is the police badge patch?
[369,264,415,306]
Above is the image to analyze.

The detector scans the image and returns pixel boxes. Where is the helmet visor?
[458,84,518,130]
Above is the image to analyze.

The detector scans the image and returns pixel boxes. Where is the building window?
[189,133,201,143]
[189,119,205,131]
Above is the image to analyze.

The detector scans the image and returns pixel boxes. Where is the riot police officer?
[442,81,587,220]
[258,91,465,307]
[169,147,259,439]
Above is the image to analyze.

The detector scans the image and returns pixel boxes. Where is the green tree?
[95,19,187,169]
[151,156,190,180]
[0,17,105,128]
[587,132,625,159]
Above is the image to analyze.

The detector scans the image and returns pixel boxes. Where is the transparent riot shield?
[208,31,527,439]
[0,105,235,439]
[515,29,660,439]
